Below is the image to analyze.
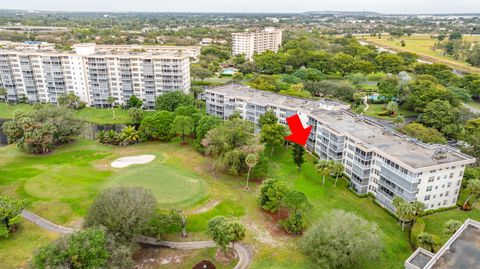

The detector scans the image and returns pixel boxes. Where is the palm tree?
[417,232,436,252]
[316,159,333,186]
[444,220,462,235]
[120,126,140,146]
[411,201,425,224]
[463,179,480,209]
[244,154,257,190]
[393,197,414,231]
[107,96,116,120]
[0,87,7,105]
[331,161,345,187]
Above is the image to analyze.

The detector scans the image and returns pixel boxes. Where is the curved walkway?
[21,210,253,269]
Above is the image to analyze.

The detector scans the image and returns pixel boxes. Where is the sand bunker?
[111,155,156,168]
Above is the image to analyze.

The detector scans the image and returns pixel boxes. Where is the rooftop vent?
[433,148,448,160]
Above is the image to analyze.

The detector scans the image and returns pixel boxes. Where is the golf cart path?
[21,210,253,269]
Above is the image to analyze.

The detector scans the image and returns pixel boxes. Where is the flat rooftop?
[429,223,480,269]
[406,219,480,269]
[310,110,474,169]
[207,84,349,112]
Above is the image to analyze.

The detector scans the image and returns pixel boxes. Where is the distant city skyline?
[2,0,480,14]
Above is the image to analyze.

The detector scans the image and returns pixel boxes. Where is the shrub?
[280,213,306,235]
[410,218,425,248]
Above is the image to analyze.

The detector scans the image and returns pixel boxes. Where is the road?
[22,210,253,269]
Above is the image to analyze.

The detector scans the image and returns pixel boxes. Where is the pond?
[0,119,127,146]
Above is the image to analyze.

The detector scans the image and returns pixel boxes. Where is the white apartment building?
[232,27,283,60]
[0,43,191,109]
[205,84,476,211]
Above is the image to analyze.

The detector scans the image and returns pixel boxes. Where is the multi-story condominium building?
[93,44,201,62]
[205,84,476,211]
[0,43,191,109]
[405,219,480,269]
[232,27,283,60]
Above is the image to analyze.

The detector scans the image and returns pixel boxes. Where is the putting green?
[107,165,207,207]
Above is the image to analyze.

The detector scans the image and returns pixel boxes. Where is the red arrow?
[285,114,312,146]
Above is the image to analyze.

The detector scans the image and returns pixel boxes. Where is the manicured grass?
[269,148,412,269]
[422,208,480,244]
[188,200,245,232]
[363,103,419,120]
[108,164,207,207]
[0,220,59,268]
[0,103,34,118]
[362,35,480,74]
[0,103,154,124]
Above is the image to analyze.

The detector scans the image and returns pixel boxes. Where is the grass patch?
[188,200,245,232]
[0,103,154,124]
[108,165,207,208]
[422,208,480,244]
[363,103,418,120]
[362,35,480,74]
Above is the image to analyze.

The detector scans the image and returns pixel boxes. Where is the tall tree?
[261,123,286,155]
[331,161,345,187]
[0,87,7,105]
[258,178,289,213]
[283,190,312,216]
[84,187,157,242]
[292,144,306,172]
[393,197,415,231]
[421,99,458,131]
[0,196,31,238]
[316,159,333,186]
[208,216,245,254]
[107,96,116,120]
[258,110,278,127]
[300,210,383,269]
[463,179,480,209]
[172,115,194,143]
[127,95,143,108]
[156,91,194,112]
[128,107,144,124]
[33,229,110,269]
[244,154,258,190]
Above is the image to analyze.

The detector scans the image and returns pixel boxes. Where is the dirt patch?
[187,199,220,215]
[215,248,237,264]
[133,247,186,269]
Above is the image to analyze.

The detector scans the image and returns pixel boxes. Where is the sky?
[1,0,480,14]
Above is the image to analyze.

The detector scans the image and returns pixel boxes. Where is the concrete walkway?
[22,210,253,269]
[464,103,480,114]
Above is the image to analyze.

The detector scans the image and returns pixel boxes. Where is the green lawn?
[108,164,207,207]
[2,138,480,269]
[363,35,480,74]
[0,103,154,124]
[363,103,419,121]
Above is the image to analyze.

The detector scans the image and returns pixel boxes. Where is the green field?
[363,103,419,120]
[108,165,207,207]
[362,35,480,74]
[1,138,479,268]
[0,103,154,124]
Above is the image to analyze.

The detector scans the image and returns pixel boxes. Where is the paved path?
[22,210,253,269]
[464,103,480,114]
[21,210,78,234]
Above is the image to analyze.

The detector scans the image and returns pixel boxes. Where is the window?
[428,177,434,183]
[424,195,431,201]
[426,186,432,192]
[445,191,449,197]
[450,173,454,179]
